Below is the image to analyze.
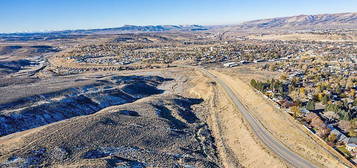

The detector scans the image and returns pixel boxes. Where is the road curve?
[201,69,317,168]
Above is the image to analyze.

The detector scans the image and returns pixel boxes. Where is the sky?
[0,0,356,33]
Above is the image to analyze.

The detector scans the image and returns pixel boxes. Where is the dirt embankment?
[211,69,351,168]
[188,69,287,168]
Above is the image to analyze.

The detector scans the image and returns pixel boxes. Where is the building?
[253,59,265,63]
[240,60,249,64]
[329,128,349,144]
[346,137,357,152]
[223,62,238,67]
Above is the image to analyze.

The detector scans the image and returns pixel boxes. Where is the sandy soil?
[211,68,352,168]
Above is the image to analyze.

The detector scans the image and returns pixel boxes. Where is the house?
[300,108,311,116]
[322,111,339,121]
[223,62,238,67]
[240,60,249,64]
[278,100,298,108]
[253,59,265,63]
[346,137,357,152]
[329,128,349,144]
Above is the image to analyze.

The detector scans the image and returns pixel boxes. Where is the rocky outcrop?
[0,75,167,137]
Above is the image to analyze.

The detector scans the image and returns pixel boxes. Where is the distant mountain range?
[0,25,210,37]
[56,24,210,34]
[234,12,357,30]
[1,12,356,37]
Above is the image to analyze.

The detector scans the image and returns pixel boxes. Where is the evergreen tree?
[335,84,342,94]
[250,79,257,88]
[322,95,329,105]
[270,79,275,91]
[291,106,301,118]
[354,98,357,106]
[306,101,315,111]
[339,110,351,121]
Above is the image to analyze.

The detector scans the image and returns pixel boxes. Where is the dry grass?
[212,68,353,168]
[0,69,221,167]
[188,70,287,168]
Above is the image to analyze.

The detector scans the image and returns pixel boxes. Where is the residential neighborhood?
[251,56,357,162]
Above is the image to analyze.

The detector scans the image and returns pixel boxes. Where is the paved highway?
[201,69,317,168]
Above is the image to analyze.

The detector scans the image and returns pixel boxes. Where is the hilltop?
[232,12,357,30]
